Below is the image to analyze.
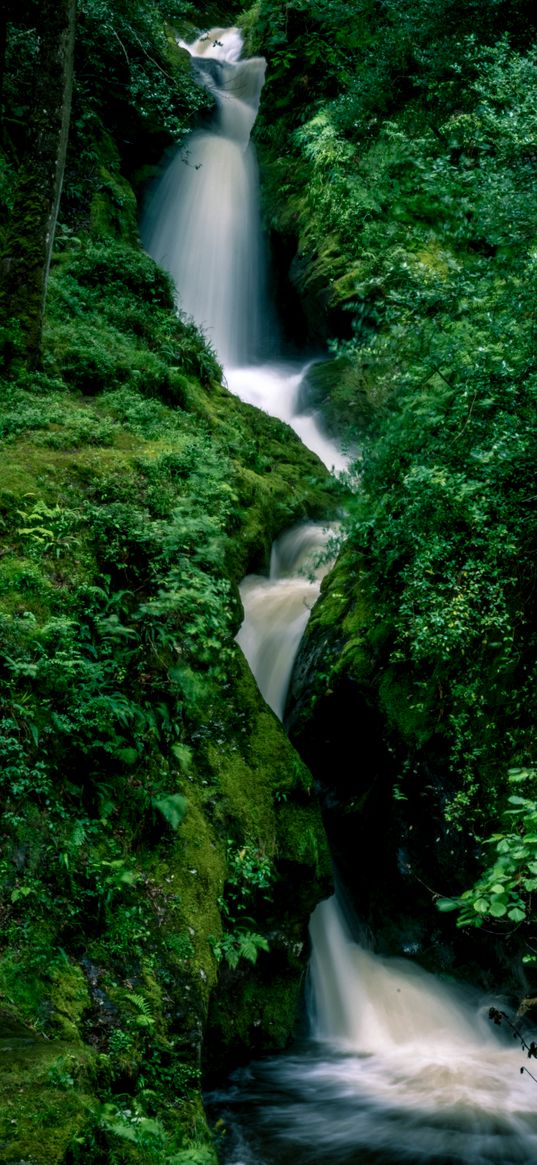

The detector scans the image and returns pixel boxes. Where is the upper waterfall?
[141,28,267,367]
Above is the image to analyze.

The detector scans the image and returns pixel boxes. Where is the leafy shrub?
[67,242,176,309]
[438,769,537,926]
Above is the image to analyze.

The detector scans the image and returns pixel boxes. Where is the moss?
[0,555,54,619]
[208,972,303,1060]
[48,962,91,1041]
[0,165,337,1160]
[90,169,138,244]
[276,803,330,873]
[0,1017,95,1165]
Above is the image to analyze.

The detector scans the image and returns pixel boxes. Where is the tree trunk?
[1,0,76,367]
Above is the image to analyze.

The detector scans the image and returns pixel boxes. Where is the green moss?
[90,168,138,244]
[0,1018,95,1165]
[0,555,54,618]
[276,803,330,873]
[0,164,336,1160]
[48,962,91,1041]
[209,973,303,1057]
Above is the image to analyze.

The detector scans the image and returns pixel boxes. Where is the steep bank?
[247,0,537,977]
[0,7,336,1160]
[0,248,334,1165]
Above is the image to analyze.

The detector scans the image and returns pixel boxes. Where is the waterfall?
[143,133,262,366]
[237,523,333,720]
[142,26,537,1164]
[142,27,348,474]
[209,898,537,1164]
[141,28,266,367]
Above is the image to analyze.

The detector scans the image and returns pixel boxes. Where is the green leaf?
[152,793,187,831]
[507,907,526,923]
[116,747,139,766]
[171,743,193,771]
[488,899,508,918]
[473,897,490,914]
[436,897,459,912]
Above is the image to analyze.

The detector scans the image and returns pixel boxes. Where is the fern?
[126,991,155,1028]
[210,929,269,970]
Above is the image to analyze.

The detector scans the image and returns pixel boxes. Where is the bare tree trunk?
[1,0,76,367]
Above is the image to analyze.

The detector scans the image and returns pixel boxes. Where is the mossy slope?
[0,229,334,1161]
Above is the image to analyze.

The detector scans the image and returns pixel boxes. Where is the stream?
[142,26,537,1165]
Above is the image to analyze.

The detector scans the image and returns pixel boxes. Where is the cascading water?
[208,897,537,1164]
[142,27,266,367]
[141,26,348,474]
[143,27,537,1165]
[237,522,333,720]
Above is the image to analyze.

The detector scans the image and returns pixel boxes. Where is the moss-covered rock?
[0,1013,96,1165]
[0,223,335,1158]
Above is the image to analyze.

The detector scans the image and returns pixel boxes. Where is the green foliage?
[437,769,537,930]
[255,1,537,846]
[210,929,269,970]
[64,0,213,224]
[152,793,188,831]
[220,841,274,921]
[211,842,274,969]
[45,240,221,392]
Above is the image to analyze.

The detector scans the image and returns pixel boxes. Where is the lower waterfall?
[207,896,537,1164]
[141,24,537,1165]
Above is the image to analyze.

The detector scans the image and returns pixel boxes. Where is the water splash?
[237,523,333,720]
[208,898,537,1164]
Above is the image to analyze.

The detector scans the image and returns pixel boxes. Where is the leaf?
[223,944,240,970]
[436,897,459,912]
[11,885,34,902]
[489,899,508,918]
[152,793,187,831]
[171,742,193,772]
[507,907,526,923]
[116,747,139,766]
[473,897,490,914]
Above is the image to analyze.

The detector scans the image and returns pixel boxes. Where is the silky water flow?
[142,27,537,1164]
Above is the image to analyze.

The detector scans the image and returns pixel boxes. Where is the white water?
[142,26,537,1164]
[237,522,333,720]
[142,27,348,473]
[306,898,537,1156]
[209,899,537,1164]
[226,364,349,473]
